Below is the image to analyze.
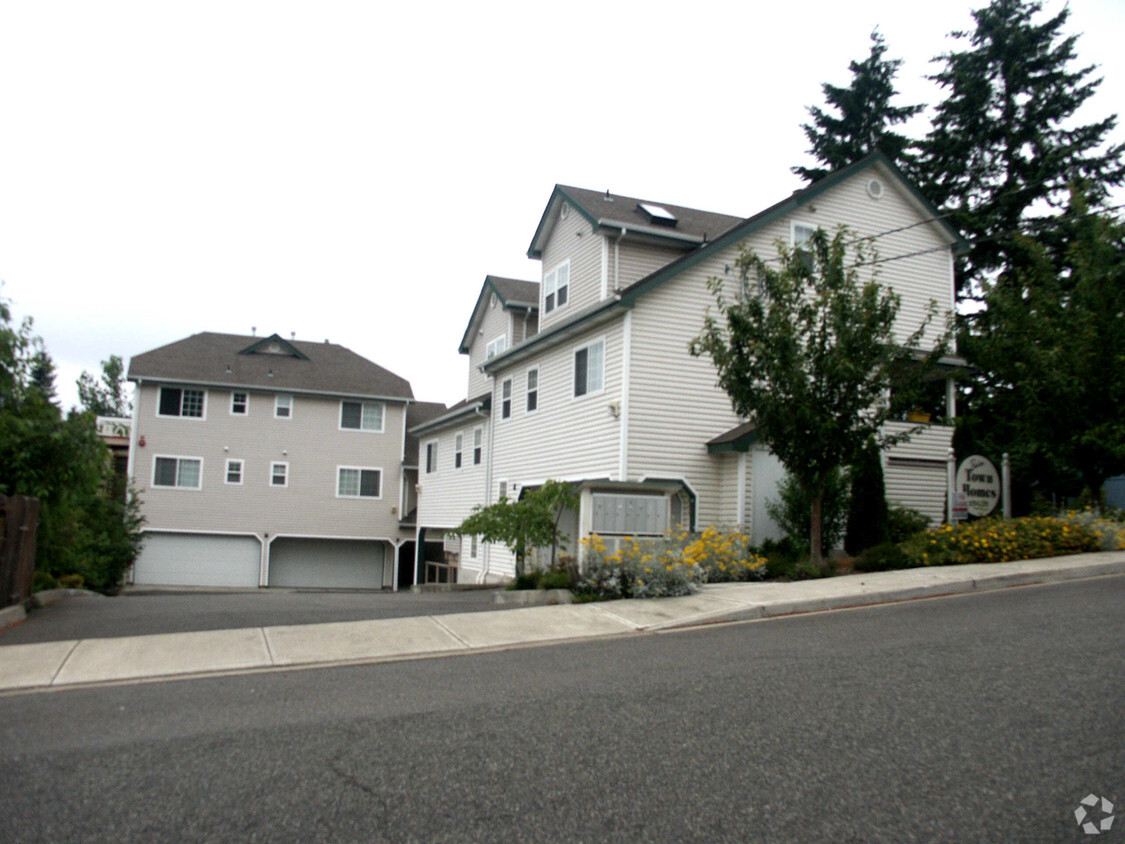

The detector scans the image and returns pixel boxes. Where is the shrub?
[845,438,889,555]
[32,570,57,592]
[901,516,1099,566]
[57,573,85,589]
[853,542,911,573]
[887,506,931,543]
[1057,508,1125,551]
[508,571,542,590]
[575,534,701,600]
[537,569,572,590]
[681,526,767,583]
[766,469,850,555]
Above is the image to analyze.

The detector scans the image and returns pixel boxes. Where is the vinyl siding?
[884,420,954,526]
[466,301,515,399]
[416,420,489,529]
[539,207,604,332]
[615,240,684,291]
[134,385,406,540]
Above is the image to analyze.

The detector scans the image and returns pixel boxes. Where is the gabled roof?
[128,332,414,400]
[528,185,744,259]
[404,400,450,466]
[489,152,969,375]
[458,275,539,355]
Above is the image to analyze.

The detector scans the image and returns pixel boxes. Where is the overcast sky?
[2,0,1122,413]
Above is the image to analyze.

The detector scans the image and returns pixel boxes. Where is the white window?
[544,261,570,313]
[275,395,293,419]
[152,456,202,489]
[337,466,382,498]
[792,222,817,272]
[158,387,205,419]
[225,459,243,485]
[230,392,248,415]
[485,336,508,360]
[340,400,384,432]
[526,367,539,413]
[425,441,437,474]
[467,535,479,560]
[574,338,605,397]
[270,461,289,487]
[501,378,512,419]
[473,427,483,465]
[454,433,463,469]
[498,480,508,500]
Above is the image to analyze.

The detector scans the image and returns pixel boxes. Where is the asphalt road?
[1,576,1122,843]
[0,587,515,644]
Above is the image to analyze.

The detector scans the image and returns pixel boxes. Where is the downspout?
[479,401,494,583]
[126,379,142,585]
[614,227,627,292]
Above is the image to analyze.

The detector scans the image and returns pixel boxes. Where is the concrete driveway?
[0,587,513,645]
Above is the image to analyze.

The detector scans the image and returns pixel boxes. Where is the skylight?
[638,202,678,225]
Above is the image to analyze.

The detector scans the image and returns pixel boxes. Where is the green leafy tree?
[915,0,1125,295]
[793,30,924,183]
[844,437,890,555]
[454,480,577,577]
[958,191,1125,505]
[690,227,948,569]
[77,355,131,417]
[767,468,850,556]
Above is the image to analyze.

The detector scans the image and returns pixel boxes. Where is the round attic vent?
[560,201,571,220]
[867,178,884,199]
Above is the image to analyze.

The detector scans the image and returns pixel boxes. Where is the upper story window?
[425,441,437,474]
[792,222,817,272]
[275,395,293,419]
[455,433,463,469]
[153,455,202,489]
[340,400,384,432]
[158,387,205,419]
[225,458,243,485]
[574,339,605,397]
[473,427,483,465]
[544,261,570,314]
[526,367,539,413]
[501,378,512,419]
[337,466,382,498]
[485,336,508,360]
[230,392,248,415]
[270,462,289,487]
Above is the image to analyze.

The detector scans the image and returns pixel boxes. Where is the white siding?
[615,240,684,290]
[539,209,604,331]
[466,301,514,399]
[886,461,947,527]
[133,385,406,540]
[416,420,489,529]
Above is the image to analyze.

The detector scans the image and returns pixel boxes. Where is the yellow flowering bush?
[575,527,767,599]
[901,516,1099,567]
[1058,508,1125,551]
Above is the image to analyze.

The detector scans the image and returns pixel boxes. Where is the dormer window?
[486,336,508,360]
[545,261,569,314]
[638,202,678,226]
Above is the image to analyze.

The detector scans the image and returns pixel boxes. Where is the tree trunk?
[809,479,825,570]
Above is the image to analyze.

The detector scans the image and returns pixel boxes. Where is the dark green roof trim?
[239,334,309,360]
[482,296,629,373]
[620,152,968,308]
[527,186,600,259]
[409,395,492,436]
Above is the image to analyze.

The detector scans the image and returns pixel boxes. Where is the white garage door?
[267,539,386,589]
[133,532,261,587]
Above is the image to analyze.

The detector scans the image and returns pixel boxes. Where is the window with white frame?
[498,480,508,500]
[340,400,384,432]
[153,456,202,489]
[275,395,293,419]
[485,336,508,360]
[230,392,248,415]
[158,387,205,418]
[544,261,569,313]
[468,535,479,560]
[574,338,605,397]
[501,378,512,419]
[425,441,437,474]
[454,433,463,469]
[473,427,483,465]
[270,462,288,487]
[337,466,381,498]
[225,459,243,485]
[526,367,539,412]
[792,222,817,272]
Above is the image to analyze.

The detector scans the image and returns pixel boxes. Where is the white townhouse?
[127,332,445,589]
[413,153,968,583]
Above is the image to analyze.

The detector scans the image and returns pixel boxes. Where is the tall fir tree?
[792,30,924,183]
[915,0,1125,295]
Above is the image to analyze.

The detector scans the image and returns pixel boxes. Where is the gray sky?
[2,0,1122,412]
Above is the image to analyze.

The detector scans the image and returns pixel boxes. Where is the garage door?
[133,532,261,587]
[267,539,386,589]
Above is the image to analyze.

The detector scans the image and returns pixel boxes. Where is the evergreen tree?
[916,0,1125,295]
[77,355,131,417]
[793,30,924,183]
[844,438,889,555]
[30,350,58,404]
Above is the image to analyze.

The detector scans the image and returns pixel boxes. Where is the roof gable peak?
[239,333,309,360]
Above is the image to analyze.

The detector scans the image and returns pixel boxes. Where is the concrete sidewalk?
[2,552,1122,694]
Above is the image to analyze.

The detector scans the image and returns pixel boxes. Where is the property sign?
[956,454,1000,518]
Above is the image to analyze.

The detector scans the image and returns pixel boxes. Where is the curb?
[0,603,27,631]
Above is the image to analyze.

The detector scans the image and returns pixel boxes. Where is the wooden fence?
[1,495,40,608]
